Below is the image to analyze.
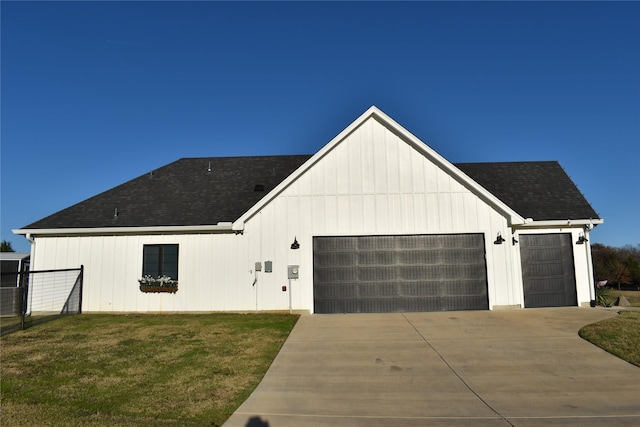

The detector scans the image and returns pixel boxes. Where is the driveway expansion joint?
[401,313,516,427]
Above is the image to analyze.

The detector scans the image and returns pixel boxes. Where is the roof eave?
[512,218,604,230]
[13,223,235,238]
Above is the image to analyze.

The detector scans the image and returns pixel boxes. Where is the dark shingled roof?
[25,155,312,229]
[456,161,599,221]
[23,157,599,230]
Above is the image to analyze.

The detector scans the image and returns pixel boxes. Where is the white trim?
[233,106,525,231]
[13,223,234,237]
[513,218,603,230]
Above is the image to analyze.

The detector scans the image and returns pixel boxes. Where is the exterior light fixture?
[576,233,588,245]
[494,232,505,245]
[291,237,300,250]
[512,236,518,245]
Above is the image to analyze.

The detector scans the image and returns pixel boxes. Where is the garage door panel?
[359,267,397,281]
[527,247,562,261]
[360,298,400,313]
[440,265,484,280]
[527,263,566,277]
[527,278,568,293]
[358,236,395,249]
[313,283,360,298]
[359,282,397,297]
[442,234,481,248]
[401,282,441,296]
[357,251,396,265]
[442,281,488,296]
[441,296,487,311]
[525,293,567,308]
[314,268,358,283]
[399,265,437,280]
[405,297,441,312]
[314,234,488,313]
[399,250,440,265]
[441,248,484,264]
[315,298,360,314]
[314,237,358,251]
[314,252,358,266]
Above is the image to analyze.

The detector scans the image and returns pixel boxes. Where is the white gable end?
[241,112,523,312]
[268,116,506,234]
[234,106,523,232]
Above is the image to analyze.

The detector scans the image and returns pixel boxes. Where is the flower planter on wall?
[138,276,179,293]
[139,285,178,294]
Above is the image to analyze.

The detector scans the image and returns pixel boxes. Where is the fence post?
[20,272,28,330]
[78,265,84,314]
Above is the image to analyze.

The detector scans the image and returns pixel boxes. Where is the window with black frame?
[142,244,179,280]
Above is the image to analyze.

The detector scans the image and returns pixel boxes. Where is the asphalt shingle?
[455,161,600,221]
[23,156,599,229]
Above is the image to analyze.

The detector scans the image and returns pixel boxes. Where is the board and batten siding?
[28,234,277,313]
[240,117,523,312]
[27,116,594,313]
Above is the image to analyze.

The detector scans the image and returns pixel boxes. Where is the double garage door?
[313,234,489,313]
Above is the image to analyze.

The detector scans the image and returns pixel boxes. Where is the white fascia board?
[233,106,524,230]
[513,218,604,230]
[13,223,234,237]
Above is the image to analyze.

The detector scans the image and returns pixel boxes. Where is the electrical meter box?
[287,265,299,279]
[265,261,273,273]
[254,262,262,272]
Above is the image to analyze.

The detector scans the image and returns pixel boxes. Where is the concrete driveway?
[223,308,640,427]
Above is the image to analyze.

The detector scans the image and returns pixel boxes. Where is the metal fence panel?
[0,266,83,331]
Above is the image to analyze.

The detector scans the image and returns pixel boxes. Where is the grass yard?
[1,313,298,427]
[608,289,640,307]
[579,310,640,367]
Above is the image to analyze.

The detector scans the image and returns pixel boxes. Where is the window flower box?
[138,276,178,293]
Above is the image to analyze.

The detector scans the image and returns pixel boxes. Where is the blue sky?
[2,1,639,253]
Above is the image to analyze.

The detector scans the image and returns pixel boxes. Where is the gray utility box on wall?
[287,265,299,280]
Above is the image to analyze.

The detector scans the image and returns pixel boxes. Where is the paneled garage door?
[313,234,488,313]
[520,233,577,308]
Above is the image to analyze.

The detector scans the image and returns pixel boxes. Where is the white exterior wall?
[29,233,253,312]
[241,117,521,312]
[26,116,594,313]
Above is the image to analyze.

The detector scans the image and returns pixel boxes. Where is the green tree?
[608,260,632,290]
[592,243,640,289]
[591,243,615,281]
[0,240,15,252]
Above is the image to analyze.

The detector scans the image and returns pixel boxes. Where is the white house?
[14,107,602,314]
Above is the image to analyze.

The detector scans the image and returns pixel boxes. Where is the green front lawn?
[1,313,298,427]
[579,310,640,367]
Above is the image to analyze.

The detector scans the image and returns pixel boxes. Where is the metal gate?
[313,234,488,313]
[0,267,83,332]
[520,234,577,308]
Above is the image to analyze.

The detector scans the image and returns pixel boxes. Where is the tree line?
[591,243,640,290]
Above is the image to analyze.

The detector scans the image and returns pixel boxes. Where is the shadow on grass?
[0,314,68,337]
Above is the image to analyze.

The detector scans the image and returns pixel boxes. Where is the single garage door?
[520,233,577,308]
[313,234,488,313]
